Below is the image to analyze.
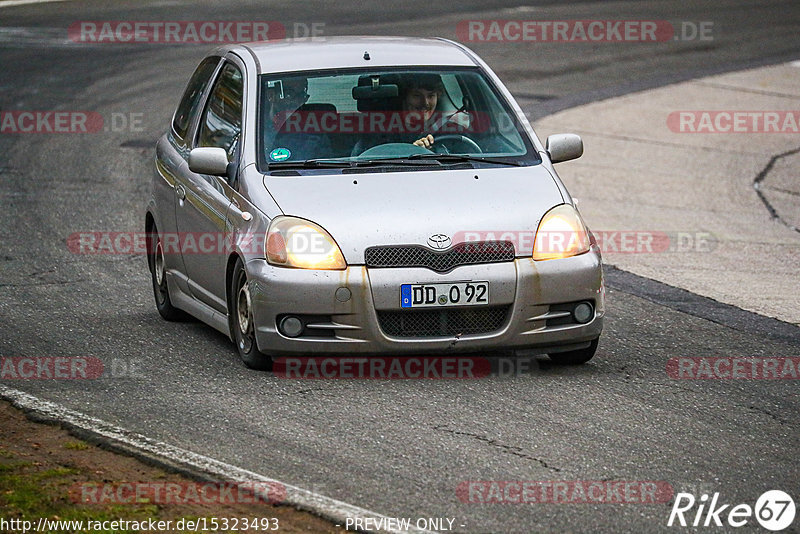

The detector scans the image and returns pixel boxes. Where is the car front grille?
[364,241,515,273]
[377,305,510,338]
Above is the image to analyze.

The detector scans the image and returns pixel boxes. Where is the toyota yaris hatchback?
[146,37,604,370]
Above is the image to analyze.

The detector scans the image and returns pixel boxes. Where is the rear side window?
[172,57,221,141]
[196,62,244,160]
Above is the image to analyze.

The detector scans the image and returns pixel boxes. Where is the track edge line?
[0,385,432,534]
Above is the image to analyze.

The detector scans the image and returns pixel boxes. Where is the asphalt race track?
[1,1,799,532]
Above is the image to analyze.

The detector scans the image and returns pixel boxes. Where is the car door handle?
[176,185,186,200]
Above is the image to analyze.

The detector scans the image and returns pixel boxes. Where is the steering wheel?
[432,134,482,154]
[355,142,433,158]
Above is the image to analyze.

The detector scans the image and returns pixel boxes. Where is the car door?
[175,59,244,313]
[155,55,222,293]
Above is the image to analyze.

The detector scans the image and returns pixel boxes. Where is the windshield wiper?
[267,159,354,169]
[267,158,444,170]
[407,154,523,166]
[350,158,444,167]
[266,155,512,171]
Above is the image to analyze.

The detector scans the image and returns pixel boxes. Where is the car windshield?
[257,67,541,172]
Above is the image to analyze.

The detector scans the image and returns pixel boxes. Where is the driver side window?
[172,56,220,143]
[197,62,244,161]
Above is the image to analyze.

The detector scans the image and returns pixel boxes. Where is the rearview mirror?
[546,133,583,163]
[189,147,229,176]
[352,84,399,100]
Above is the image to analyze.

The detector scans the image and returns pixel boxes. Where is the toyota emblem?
[428,234,452,249]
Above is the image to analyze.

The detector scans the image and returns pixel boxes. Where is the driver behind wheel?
[352,73,474,156]
[400,73,444,149]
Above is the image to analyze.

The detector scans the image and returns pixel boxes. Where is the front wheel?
[230,257,273,370]
[547,338,599,365]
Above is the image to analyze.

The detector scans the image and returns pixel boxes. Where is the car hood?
[263,165,565,264]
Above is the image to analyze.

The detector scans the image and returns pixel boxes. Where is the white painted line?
[0,385,433,534]
[790,60,800,68]
[0,0,71,8]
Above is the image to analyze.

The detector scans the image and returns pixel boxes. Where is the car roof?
[235,36,479,74]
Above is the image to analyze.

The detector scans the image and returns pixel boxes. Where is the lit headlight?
[532,204,591,261]
[266,216,346,269]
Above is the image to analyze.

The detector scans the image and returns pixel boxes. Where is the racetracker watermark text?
[0,111,142,134]
[457,481,674,504]
[71,481,286,505]
[667,111,800,133]
[68,21,326,43]
[69,21,282,43]
[67,230,718,255]
[273,356,542,379]
[456,20,713,42]
[272,110,490,134]
[667,357,800,379]
[0,357,140,380]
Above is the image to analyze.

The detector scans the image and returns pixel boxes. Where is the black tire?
[148,225,185,321]
[548,338,599,365]
[229,257,273,371]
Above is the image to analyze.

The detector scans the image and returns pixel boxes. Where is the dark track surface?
[1,1,799,532]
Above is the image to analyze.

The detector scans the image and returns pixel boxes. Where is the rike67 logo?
[668,490,795,531]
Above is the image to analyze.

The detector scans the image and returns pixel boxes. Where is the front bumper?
[247,249,604,356]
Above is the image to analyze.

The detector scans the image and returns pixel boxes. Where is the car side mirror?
[189,147,229,176]
[546,133,583,163]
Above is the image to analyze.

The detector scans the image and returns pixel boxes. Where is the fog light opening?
[573,302,594,324]
[279,316,304,338]
[335,287,352,302]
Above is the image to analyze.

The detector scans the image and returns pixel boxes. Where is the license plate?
[401,281,489,308]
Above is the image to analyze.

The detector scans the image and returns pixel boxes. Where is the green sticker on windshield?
[269,148,291,161]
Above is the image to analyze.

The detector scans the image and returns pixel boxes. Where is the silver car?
[146,36,604,370]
